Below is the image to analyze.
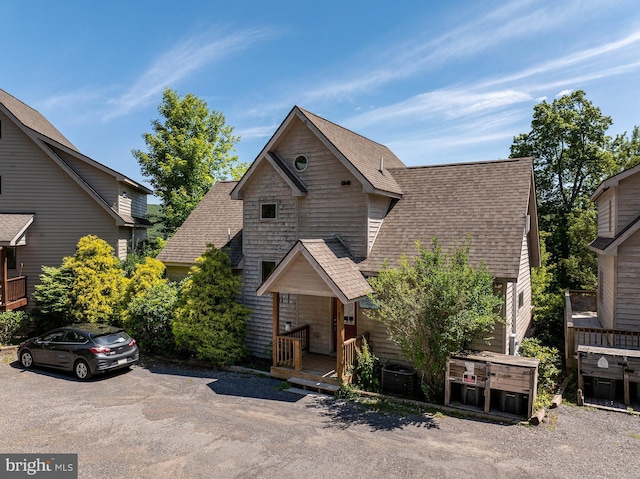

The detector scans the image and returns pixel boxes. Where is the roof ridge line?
[297,106,391,150]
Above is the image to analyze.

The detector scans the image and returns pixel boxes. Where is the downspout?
[509,281,518,355]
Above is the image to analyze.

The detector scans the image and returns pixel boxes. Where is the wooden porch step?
[288,377,340,394]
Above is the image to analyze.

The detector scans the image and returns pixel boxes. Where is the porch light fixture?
[284,322,292,332]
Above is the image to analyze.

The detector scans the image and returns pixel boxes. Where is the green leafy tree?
[63,235,128,325]
[173,245,250,365]
[368,239,502,400]
[609,125,640,171]
[529,232,564,350]
[510,90,616,288]
[132,88,246,236]
[563,207,598,290]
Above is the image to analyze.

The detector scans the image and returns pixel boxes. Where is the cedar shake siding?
[240,160,300,353]
[275,116,369,259]
[159,105,539,360]
[0,89,150,306]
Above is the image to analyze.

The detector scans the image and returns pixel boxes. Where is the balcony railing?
[1,276,27,310]
[565,290,640,368]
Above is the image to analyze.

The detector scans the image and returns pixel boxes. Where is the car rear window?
[93,331,131,345]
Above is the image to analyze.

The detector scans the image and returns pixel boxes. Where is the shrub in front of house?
[173,245,251,366]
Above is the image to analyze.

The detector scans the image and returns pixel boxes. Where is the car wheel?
[20,350,34,369]
[74,360,92,380]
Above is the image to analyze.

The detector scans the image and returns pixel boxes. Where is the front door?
[332,298,357,352]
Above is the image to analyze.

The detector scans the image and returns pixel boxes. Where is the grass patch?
[275,381,290,391]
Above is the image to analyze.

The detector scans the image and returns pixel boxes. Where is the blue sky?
[2,0,640,197]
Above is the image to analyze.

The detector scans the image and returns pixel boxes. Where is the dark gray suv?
[18,324,139,380]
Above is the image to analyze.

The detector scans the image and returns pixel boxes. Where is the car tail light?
[90,346,111,354]
[129,339,136,347]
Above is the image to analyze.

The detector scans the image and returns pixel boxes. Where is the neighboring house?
[566,163,640,360]
[159,106,540,385]
[0,89,151,311]
[564,164,640,408]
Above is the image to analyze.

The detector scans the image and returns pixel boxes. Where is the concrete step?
[284,387,325,397]
[288,377,340,394]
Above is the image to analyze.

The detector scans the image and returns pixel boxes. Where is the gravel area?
[0,350,639,478]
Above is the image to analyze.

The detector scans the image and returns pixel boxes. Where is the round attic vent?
[294,154,308,172]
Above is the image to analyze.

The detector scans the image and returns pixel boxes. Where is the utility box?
[445,351,539,418]
[381,364,418,397]
[577,345,640,407]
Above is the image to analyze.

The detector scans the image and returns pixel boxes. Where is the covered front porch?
[0,214,33,311]
[257,238,374,388]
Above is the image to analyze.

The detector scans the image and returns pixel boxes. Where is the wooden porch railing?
[282,324,309,352]
[1,276,27,304]
[275,336,303,371]
[342,332,370,378]
[573,327,640,351]
[274,324,310,371]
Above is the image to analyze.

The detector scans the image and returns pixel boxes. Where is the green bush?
[125,281,179,354]
[173,245,251,366]
[519,337,561,394]
[0,311,29,346]
[354,338,380,392]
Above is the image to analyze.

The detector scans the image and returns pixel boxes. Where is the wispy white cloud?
[349,24,640,131]
[248,0,600,118]
[236,124,279,141]
[348,89,531,129]
[103,26,279,121]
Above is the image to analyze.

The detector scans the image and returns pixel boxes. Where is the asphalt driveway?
[0,354,639,478]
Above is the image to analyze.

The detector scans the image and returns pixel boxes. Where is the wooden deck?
[271,353,341,386]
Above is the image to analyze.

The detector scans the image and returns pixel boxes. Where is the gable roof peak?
[0,88,78,151]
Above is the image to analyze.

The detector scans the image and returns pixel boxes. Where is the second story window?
[261,202,277,219]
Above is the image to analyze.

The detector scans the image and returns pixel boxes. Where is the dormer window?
[294,154,308,172]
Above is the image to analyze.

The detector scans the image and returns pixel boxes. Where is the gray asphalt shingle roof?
[360,158,534,280]
[0,214,34,246]
[300,238,373,301]
[0,89,78,151]
[157,181,243,266]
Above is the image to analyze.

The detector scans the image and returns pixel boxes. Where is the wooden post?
[1,248,7,306]
[444,359,451,407]
[484,362,491,413]
[272,292,279,367]
[624,370,630,406]
[294,340,302,372]
[528,366,538,419]
[336,301,345,381]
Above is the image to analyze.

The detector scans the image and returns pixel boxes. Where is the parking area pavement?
[1,354,639,478]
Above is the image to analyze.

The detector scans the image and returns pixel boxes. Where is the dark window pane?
[261,203,276,219]
[262,261,276,281]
